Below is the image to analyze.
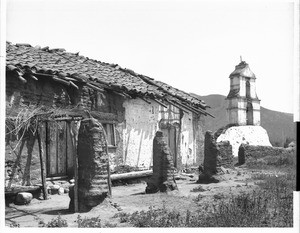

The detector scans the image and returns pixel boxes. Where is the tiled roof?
[230,61,256,79]
[6,42,213,117]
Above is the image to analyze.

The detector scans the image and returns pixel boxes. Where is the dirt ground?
[5,166,274,227]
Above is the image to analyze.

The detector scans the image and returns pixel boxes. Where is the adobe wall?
[238,144,295,164]
[217,141,234,168]
[180,113,205,167]
[122,98,160,168]
[5,73,124,187]
[5,73,206,187]
[194,115,206,165]
[145,131,178,193]
[216,126,271,157]
[75,118,109,211]
[5,132,41,187]
[203,131,233,175]
[122,98,205,169]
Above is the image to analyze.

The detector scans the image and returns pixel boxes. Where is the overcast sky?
[4,0,297,113]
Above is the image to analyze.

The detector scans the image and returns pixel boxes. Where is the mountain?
[192,94,296,146]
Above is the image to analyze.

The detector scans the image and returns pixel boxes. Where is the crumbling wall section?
[217,141,233,168]
[203,131,233,175]
[203,131,219,175]
[75,118,109,211]
[146,131,178,193]
[238,144,295,164]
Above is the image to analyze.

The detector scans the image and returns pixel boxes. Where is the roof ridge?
[6,42,211,115]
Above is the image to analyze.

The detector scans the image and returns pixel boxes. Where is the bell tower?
[226,59,261,126]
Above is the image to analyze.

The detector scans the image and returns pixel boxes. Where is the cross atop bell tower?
[226,59,261,126]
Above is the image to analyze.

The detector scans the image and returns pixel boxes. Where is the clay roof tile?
[6,42,210,113]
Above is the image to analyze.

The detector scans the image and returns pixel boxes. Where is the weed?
[193,193,204,202]
[44,214,68,227]
[113,212,131,223]
[213,193,225,200]
[102,221,117,228]
[190,185,206,192]
[9,222,20,228]
[246,150,296,170]
[77,215,102,228]
[76,215,116,228]
[116,179,294,227]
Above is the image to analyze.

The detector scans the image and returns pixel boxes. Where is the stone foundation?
[145,131,178,193]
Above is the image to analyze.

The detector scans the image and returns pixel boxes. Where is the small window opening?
[102,123,116,146]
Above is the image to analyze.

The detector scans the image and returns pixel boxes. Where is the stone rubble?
[15,192,33,205]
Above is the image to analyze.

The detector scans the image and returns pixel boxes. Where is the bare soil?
[5,166,272,227]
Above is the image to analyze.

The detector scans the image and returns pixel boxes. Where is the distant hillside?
[192,94,296,146]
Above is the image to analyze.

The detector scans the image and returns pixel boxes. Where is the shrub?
[193,194,204,202]
[246,149,296,170]
[113,212,131,223]
[9,222,20,228]
[102,222,117,228]
[77,215,102,228]
[213,193,225,200]
[45,215,68,227]
[117,177,294,227]
[283,137,294,148]
[77,215,116,228]
[125,206,185,227]
[190,185,206,192]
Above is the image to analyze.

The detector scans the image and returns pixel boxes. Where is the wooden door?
[46,121,74,178]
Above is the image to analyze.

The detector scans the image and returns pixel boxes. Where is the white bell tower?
[226,59,261,126]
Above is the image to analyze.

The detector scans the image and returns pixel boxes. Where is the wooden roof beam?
[165,99,189,114]
[153,98,168,109]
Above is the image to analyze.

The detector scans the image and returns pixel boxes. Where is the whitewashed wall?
[122,98,201,169]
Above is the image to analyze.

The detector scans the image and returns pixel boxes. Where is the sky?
[3,0,298,114]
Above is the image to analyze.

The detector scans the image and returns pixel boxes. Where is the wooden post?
[69,121,78,212]
[37,122,48,200]
[103,127,112,197]
[106,147,112,197]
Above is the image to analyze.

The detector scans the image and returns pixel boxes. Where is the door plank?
[48,121,57,176]
[57,121,67,175]
[66,122,74,177]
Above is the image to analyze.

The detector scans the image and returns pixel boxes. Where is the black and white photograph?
[1,0,299,230]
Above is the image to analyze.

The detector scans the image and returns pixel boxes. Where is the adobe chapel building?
[5,42,213,187]
[217,60,271,157]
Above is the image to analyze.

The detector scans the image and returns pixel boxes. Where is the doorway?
[161,124,178,168]
[246,102,254,125]
[46,121,75,178]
